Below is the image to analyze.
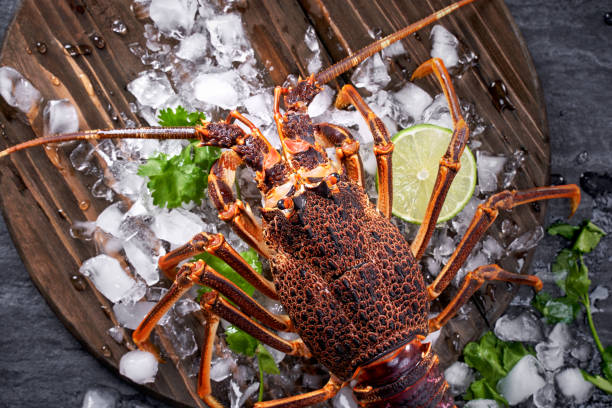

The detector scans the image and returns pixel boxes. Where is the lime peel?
[389,124,477,224]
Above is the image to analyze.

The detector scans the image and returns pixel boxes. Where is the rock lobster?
[0,0,580,406]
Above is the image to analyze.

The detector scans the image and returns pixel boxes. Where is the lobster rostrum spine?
[0,0,583,407]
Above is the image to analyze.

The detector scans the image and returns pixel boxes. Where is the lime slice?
[390,124,477,224]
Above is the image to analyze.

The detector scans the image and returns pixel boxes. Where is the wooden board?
[0,0,549,406]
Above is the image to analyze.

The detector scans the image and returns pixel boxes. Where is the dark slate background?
[0,0,611,407]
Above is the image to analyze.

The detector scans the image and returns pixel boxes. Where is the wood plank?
[0,0,550,405]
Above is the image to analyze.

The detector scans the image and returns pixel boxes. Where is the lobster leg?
[201,291,309,357]
[410,58,469,260]
[335,84,394,217]
[196,310,224,408]
[429,264,543,331]
[133,260,295,359]
[314,123,365,187]
[208,150,272,258]
[427,185,580,300]
[158,231,278,300]
[254,376,343,408]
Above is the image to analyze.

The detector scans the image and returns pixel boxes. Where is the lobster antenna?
[314,0,478,85]
[0,127,197,159]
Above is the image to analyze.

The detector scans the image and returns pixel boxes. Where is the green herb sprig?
[532,220,609,393]
[138,106,221,208]
[462,331,532,406]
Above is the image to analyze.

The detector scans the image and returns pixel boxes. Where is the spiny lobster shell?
[262,179,429,380]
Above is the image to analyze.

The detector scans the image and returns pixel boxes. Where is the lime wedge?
[390,124,477,224]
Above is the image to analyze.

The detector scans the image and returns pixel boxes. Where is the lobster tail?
[353,337,454,408]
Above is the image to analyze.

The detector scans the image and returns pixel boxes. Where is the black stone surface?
[0,0,611,407]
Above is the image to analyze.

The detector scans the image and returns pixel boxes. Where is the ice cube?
[123,238,160,285]
[533,383,556,408]
[302,373,323,389]
[113,301,157,330]
[127,70,175,109]
[308,85,334,118]
[149,0,197,37]
[109,161,146,198]
[555,368,593,403]
[421,93,453,129]
[176,32,208,61]
[237,382,259,408]
[464,400,501,408]
[80,255,136,302]
[244,92,274,125]
[81,386,119,408]
[0,66,41,114]
[304,26,322,74]
[444,361,475,395]
[206,14,250,65]
[165,323,198,358]
[151,208,205,246]
[430,25,459,68]
[393,82,433,122]
[507,226,544,254]
[351,53,390,93]
[482,236,504,260]
[107,326,124,344]
[590,285,609,313]
[210,356,236,382]
[193,71,240,109]
[96,203,125,237]
[44,99,79,135]
[494,311,543,343]
[175,298,200,317]
[119,350,159,384]
[332,386,358,408]
[497,355,546,405]
[535,341,564,371]
[423,328,441,345]
[476,151,507,193]
[570,342,591,362]
[548,323,570,349]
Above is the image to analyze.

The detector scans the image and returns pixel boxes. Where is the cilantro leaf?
[502,341,531,372]
[139,107,221,208]
[158,106,206,127]
[582,371,612,394]
[602,347,612,381]
[256,344,280,375]
[551,249,579,292]
[225,325,259,357]
[464,378,508,406]
[547,222,580,240]
[573,221,606,253]
[565,255,591,301]
[138,142,220,208]
[532,293,580,324]
[463,332,507,384]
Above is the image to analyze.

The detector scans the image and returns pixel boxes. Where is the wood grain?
[0,0,549,406]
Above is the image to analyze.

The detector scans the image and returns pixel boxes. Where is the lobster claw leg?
[254,376,343,408]
[410,58,469,260]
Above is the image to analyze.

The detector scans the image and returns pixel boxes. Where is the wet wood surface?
[0,0,549,406]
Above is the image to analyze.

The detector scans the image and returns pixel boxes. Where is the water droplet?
[111,19,128,35]
[449,332,462,352]
[604,12,612,25]
[69,1,85,14]
[36,42,47,54]
[531,202,541,213]
[44,144,63,170]
[100,305,112,318]
[101,344,112,358]
[25,47,32,55]
[90,33,106,49]
[575,150,589,164]
[550,173,566,185]
[79,199,90,210]
[77,44,92,56]
[70,274,87,291]
[488,80,515,112]
[57,208,67,219]
[64,43,79,57]
[50,75,60,86]
[412,32,422,42]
